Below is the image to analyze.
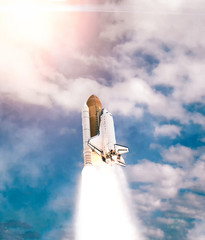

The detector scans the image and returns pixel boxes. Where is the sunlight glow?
[0,0,55,45]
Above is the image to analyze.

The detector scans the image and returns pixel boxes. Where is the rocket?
[82,95,129,167]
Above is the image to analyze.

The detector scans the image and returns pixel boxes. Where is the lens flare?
[75,165,145,240]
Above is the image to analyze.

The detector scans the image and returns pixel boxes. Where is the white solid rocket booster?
[82,103,92,165]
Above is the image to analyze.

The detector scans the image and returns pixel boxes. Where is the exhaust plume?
[75,165,145,240]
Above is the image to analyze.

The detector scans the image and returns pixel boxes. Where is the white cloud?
[199,154,205,161]
[0,124,48,189]
[190,113,205,129]
[131,189,163,212]
[126,157,205,239]
[188,221,205,240]
[0,0,204,131]
[48,185,75,211]
[99,0,205,127]
[154,124,181,138]
[98,78,188,122]
[126,160,184,199]
[157,217,187,225]
[144,226,164,239]
[126,154,205,217]
[172,192,205,221]
[162,145,197,167]
[188,160,205,190]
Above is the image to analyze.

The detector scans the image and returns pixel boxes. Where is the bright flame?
[75,165,145,240]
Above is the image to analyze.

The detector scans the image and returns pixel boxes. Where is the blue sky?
[0,0,205,239]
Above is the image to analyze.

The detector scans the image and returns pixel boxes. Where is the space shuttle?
[82,95,129,167]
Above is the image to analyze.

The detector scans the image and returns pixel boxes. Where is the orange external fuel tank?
[86,95,102,137]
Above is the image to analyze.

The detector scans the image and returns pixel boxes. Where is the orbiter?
[82,95,129,167]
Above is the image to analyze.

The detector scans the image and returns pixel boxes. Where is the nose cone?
[82,102,89,111]
[86,95,102,109]
[86,95,103,137]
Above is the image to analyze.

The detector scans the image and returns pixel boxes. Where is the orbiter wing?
[88,134,103,156]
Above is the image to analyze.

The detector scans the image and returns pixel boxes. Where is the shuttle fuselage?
[82,95,128,167]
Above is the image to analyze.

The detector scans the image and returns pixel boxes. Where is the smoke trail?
[75,165,145,240]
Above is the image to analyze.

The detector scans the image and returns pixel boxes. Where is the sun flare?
[0,0,58,45]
